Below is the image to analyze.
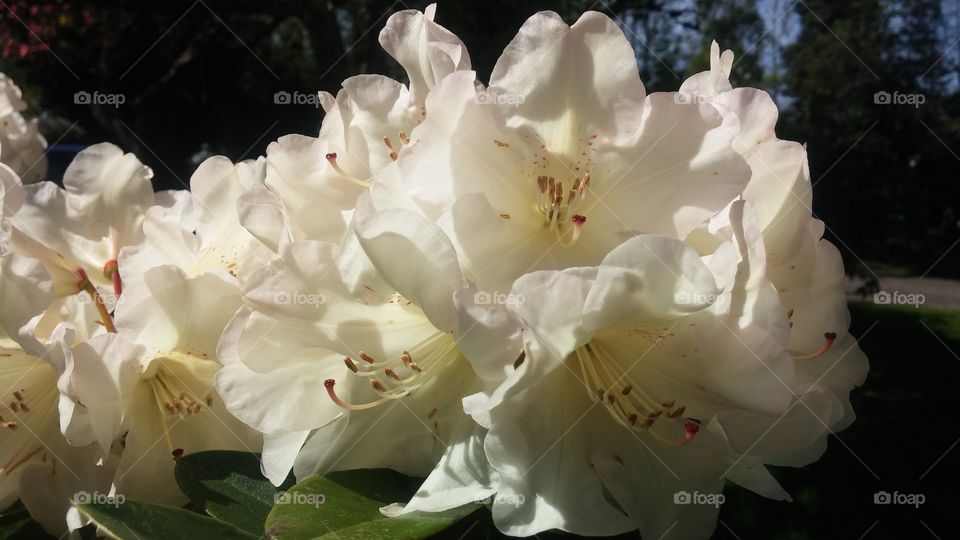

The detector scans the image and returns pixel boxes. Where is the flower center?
[534,174,589,247]
[574,341,699,446]
[324,331,460,410]
[142,352,218,455]
[0,345,59,476]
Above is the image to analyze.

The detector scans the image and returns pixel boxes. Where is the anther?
[383,137,398,161]
[359,351,376,364]
[384,367,401,381]
[344,357,359,373]
[400,351,412,367]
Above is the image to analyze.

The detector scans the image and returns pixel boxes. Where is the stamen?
[325,153,372,187]
[359,351,376,364]
[76,267,116,333]
[383,137,398,161]
[344,357,359,373]
[399,131,410,145]
[793,332,838,361]
[401,351,412,367]
[324,379,389,411]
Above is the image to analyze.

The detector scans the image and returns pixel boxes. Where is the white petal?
[354,207,462,330]
[379,5,471,106]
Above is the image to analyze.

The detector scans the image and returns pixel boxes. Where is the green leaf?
[265,469,479,540]
[74,499,259,540]
[175,450,294,534]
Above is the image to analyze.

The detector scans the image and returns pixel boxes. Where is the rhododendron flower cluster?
[0,5,866,538]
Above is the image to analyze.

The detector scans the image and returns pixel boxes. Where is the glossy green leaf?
[265,469,479,540]
[175,450,293,534]
[74,499,259,540]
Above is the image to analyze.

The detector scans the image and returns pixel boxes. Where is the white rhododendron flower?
[217,203,500,509]
[0,5,868,538]
[0,164,116,536]
[238,3,469,251]
[370,12,749,292]
[0,73,47,184]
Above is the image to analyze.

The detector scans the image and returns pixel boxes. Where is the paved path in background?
[844,276,960,310]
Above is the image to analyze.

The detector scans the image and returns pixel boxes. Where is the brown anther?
[627,413,639,426]
[400,351,412,366]
[399,131,410,144]
[499,213,511,219]
[409,363,422,373]
[344,357,359,373]
[620,385,633,396]
[172,448,184,460]
[513,351,526,369]
[661,399,676,408]
[19,403,29,413]
[164,403,175,413]
[13,391,23,401]
[596,389,605,401]
[647,410,663,419]
[371,379,388,393]
[9,402,18,412]
[427,408,438,419]
[667,406,687,419]
[494,139,509,147]
[606,393,616,405]
[5,422,17,430]
[384,367,401,381]
[787,308,795,319]
[641,417,655,428]
[537,176,548,193]
[359,352,376,364]
[205,396,213,406]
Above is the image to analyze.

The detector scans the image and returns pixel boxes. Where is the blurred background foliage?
[1,0,958,278]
